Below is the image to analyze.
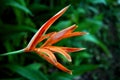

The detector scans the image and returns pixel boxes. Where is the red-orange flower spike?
[26,5,70,51]
[24,5,87,74]
[41,24,87,47]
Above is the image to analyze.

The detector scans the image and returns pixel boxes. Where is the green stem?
[0,48,25,56]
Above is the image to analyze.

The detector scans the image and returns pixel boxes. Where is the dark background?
[0,0,120,80]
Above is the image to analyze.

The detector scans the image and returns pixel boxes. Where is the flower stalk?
[0,49,25,56]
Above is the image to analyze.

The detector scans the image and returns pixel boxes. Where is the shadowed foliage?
[0,0,120,80]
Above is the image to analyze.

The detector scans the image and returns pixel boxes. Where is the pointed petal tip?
[58,5,70,15]
[80,32,89,36]
[80,48,86,50]
[72,24,77,26]
[66,69,72,75]
[68,59,72,62]
[69,71,72,75]
[65,5,71,9]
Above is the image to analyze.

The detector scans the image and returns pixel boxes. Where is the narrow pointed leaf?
[6,1,33,15]
[6,64,48,80]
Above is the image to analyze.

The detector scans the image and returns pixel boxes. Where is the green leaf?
[73,64,99,75]
[78,19,103,34]
[88,0,107,5]
[82,34,112,58]
[26,63,42,70]
[78,52,93,58]
[88,6,99,14]
[6,1,33,16]
[50,72,72,80]
[3,40,19,63]
[0,78,25,80]
[30,3,48,12]
[56,77,72,80]
[6,64,48,80]
[74,52,93,66]
[0,24,37,38]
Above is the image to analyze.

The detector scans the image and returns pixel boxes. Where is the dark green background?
[0,0,120,80]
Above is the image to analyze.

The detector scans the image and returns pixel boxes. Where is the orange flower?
[25,5,87,74]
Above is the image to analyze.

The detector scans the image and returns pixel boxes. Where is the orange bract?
[25,5,87,74]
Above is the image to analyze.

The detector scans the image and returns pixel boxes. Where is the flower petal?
[49,32,87,45]
[41,32,57,47]
[55,62,72,75]
[34,48,57,65]
[49,24,77,44]
[63,32,87,38]
[26,5,70,50]
[61,47,86,52]
[35,50,72,74]
[45,46,72,62]
[37,32,55,43]
[53,24,77,39]
[41,24,77,47]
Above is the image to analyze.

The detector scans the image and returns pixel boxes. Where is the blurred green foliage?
[0,0,120,80]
